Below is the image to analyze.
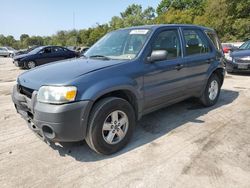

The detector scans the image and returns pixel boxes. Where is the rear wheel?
[200,74,221,107]
[85,97,136,155]
[25,61,36,69]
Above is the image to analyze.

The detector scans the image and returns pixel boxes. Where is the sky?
[0,0,159,39]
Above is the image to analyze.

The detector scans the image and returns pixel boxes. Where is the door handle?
[175,64,184,70]
[205,58,214,64]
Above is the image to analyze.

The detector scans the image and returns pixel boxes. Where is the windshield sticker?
[130,29,149,35]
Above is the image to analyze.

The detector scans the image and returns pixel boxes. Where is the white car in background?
[0,47,17,57]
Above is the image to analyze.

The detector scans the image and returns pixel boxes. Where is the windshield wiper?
[89,55,111,60]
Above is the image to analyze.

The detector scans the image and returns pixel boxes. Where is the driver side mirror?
[147,50,168,63]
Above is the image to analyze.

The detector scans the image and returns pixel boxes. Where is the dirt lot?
[0,57,250,188]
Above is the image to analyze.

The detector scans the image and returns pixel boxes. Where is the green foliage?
[156,0,250,41]
[0,1,249,49]
[110,4,155,29]
[156,0,204,15]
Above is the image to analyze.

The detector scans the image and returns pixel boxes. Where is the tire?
[85,97,136,155]
[25,61,36,69]
[9,53,13,58]
[200,74,221,107]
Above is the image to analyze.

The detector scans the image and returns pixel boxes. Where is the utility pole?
[73,11,77,47]
[73,11,75,30]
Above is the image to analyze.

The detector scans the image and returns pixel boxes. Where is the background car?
[0,46,17,57]
[13,45,79,69]
[225,50,250,73]
[79,46,89,56]
[222,43,238,54]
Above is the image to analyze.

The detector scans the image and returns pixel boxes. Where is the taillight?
[223,47,230,53]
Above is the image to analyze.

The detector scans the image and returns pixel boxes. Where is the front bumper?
[11,84,92,142]
[226,60,250,72]
[13,60,24,68]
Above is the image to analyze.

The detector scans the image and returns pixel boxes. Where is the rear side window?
[53,47,64,52]
[206,31,222,51]
[0,47,7,51]
[152,29,181,60]
[183,29,211,56]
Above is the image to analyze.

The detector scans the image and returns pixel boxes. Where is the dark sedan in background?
[225,40,250,73]
[13,46,79,69]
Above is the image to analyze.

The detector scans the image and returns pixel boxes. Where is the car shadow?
[228,72,250,76]
[49,89,239,162]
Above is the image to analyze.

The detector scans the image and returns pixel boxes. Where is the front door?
[37,47,54,65]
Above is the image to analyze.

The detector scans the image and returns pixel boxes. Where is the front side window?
[151,29,181,60]
[183,29,211,56]
[85,29,151,60]
[40,47,52,54]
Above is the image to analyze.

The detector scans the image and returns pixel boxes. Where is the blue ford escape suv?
[12,24,225,155]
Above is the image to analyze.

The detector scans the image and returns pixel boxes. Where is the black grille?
[18,85,34,98]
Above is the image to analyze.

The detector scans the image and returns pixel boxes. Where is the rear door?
[143,27,188,112]
[181,28,215,96]
[52,46,68,61]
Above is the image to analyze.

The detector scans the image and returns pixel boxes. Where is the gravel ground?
[0,57,250,188]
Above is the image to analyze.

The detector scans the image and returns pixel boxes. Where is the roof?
[119,24,214,32]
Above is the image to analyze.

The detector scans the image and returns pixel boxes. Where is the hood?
[14,53,31,60]
[231,50,250,58]
[18,57,124,90]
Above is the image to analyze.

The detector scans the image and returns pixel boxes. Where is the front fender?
[78,76,143,113]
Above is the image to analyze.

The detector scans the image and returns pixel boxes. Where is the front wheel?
[25,61,36,69]
[200,74,221,107]
[85,97,136,155]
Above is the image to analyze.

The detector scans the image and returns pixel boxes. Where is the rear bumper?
[12,84,92,142]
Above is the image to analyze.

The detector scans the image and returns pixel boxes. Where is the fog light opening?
[42,125,55,139]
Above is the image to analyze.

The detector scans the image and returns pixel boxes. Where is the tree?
[0,1,249,48]
[156,0,204,15]
[20,34,29,42]
[110,4,155,29]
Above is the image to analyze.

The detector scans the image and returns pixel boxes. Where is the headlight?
[37,86,77,104]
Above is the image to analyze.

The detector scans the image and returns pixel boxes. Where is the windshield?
[239,41,250,50]
[28,46,44,54]
[85,29,151,60]
[6,47,15,50]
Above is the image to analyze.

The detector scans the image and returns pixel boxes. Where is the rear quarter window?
[183,29,211,56]
[205,31,222,51]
